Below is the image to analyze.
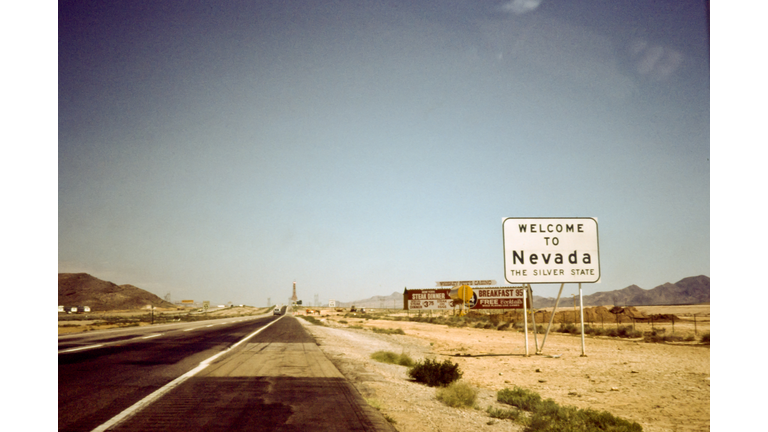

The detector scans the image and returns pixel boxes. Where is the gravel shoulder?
[299,317,524,432]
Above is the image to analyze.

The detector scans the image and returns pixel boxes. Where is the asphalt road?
[59,314,394,432]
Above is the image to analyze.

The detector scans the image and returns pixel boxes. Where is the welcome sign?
[502,217,600,284]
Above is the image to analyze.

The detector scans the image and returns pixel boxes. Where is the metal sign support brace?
[535,283,587,357]
[538,283,565,354]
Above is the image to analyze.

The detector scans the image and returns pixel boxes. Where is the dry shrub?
[436,381,477,408]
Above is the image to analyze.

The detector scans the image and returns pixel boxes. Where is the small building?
[328,300,336,308]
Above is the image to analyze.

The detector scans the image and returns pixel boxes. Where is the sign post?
[522,288,529,356]
[503,217,600,356]
[449,285,474,316]
[579,283,586,356]
[527,285,539,353]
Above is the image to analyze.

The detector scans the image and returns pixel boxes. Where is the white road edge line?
[59,344,104,354]
[142,334,162,339]
[90,315,284,432]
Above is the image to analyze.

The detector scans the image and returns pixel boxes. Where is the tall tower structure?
[291,281,298,305]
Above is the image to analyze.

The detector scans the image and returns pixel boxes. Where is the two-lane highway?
[59,315,394,431]
[59,315,280,431]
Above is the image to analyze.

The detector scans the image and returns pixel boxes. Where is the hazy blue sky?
[58,0,710,306]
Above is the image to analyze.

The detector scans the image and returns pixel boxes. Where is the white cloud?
[500,0,543,15]
[630,40,684,80]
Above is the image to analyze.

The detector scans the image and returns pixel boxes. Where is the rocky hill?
[58,273,175,311]
[337,275,710,309]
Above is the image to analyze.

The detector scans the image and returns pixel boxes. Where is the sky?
[57,0,711,307]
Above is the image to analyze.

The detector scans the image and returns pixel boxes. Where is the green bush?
[407,358,463,387]
[436,381,477,408]
[557,323,580,335]
[560,324,644,339]
[497,386,543,411]
[590,327,607,336]
[487,406,523,421]
[643,328,688,343]
[496,387,642,431]
[617,326,643,338]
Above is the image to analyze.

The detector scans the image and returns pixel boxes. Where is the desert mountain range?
[59,273,709,312]
[336,275,710,309]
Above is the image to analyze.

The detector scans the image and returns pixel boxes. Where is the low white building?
[328,300,336,307]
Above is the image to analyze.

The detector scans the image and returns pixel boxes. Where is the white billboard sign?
[436,280,496,287]
[502,217,600,284]
[404,289,454,310]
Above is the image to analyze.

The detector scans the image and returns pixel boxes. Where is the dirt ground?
[58,305,709,430]
[300,306,710,432]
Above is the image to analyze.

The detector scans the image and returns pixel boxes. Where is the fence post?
[694,314,697,335]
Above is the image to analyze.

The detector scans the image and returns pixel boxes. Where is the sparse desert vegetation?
[496,386,643,431]
[370,350,416,367]
[302,304,709,431]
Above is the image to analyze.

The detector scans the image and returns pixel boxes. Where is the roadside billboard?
[469,286,529,310]
[403,288,453,310]
[404,287,530,310]
[502,217,600,284]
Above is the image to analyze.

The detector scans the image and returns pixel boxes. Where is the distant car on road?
[273,307,282,315]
